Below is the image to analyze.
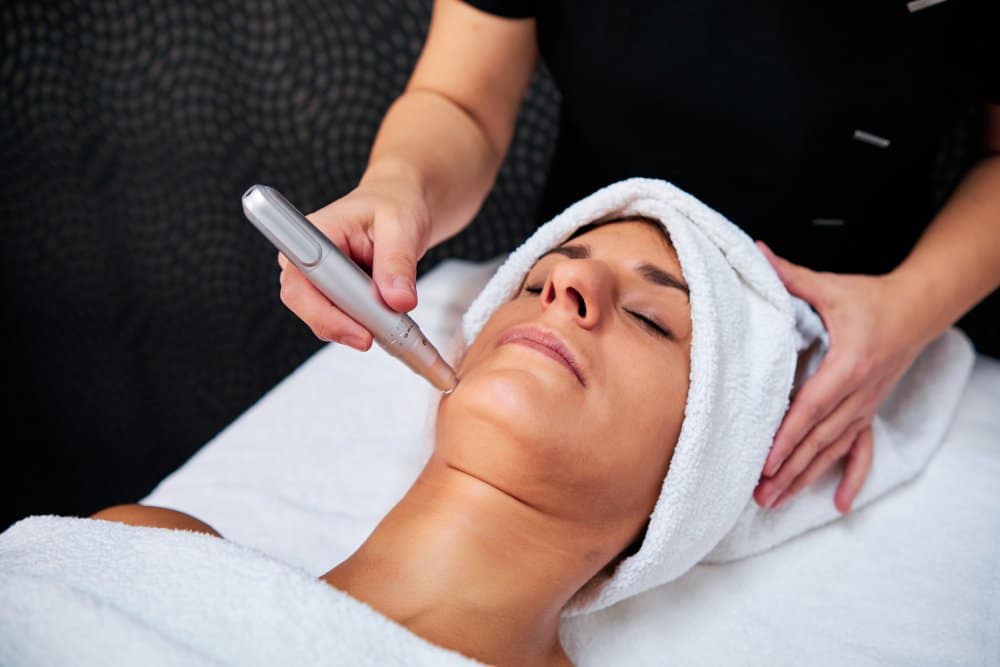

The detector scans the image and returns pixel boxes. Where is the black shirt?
[462,0,997,276]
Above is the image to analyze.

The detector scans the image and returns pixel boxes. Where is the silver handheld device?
[242,184,458,394]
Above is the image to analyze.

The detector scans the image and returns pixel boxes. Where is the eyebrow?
[538,243,690,297]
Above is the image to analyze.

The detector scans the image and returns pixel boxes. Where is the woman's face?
[435,219,692,549]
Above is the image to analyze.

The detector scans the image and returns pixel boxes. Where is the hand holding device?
[243,185,458,393]
[271,177,429,349]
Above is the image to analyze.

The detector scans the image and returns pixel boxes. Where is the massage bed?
[2,256,997,665]
[134,256,1000,665]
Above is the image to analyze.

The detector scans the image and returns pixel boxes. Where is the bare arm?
[278,0,538,348]
[362,0,539,248]
[889,103,1000,345]
[91,504,221,537]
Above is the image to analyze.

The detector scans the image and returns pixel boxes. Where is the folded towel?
[454,177,975,617]
[0,516,483,667]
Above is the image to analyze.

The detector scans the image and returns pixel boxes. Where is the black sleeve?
[979,60,999,105]
[459,0,535,19]
[971,1,999,104]
[978,68,999,106]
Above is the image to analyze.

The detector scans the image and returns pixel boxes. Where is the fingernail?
[392,276,415,296]
[763,488,782,508]
[343,335,368,350]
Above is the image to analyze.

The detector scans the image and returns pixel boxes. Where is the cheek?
[434,372,600,521]
[589,351,688,512]
[451,332,566,429]
[449,314,586,438]
[436,329,588,485]
[441,363,552,438]
[438,307,689,523]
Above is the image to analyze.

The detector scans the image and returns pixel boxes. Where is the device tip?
[425,355,459,394]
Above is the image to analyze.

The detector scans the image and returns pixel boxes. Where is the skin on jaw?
[440,218,692,527]
[322,219,692,667]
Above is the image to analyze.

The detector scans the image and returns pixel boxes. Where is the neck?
[322,455,606,667]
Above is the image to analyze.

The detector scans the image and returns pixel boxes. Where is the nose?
[539,258,609,329]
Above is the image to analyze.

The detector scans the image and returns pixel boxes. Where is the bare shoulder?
[90,503,222,537]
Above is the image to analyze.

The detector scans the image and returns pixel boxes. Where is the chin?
[440,363,562,442]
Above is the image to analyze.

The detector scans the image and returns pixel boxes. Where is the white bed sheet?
[145,258,1000,666]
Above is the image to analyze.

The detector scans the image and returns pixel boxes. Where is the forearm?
[360,89,505,249]
[889,154,1000,344]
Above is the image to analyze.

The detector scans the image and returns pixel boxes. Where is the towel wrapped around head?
[450,177,974,617]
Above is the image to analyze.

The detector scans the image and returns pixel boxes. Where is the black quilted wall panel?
[1,1,560,529]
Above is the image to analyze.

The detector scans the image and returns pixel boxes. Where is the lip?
[497,325,586,387]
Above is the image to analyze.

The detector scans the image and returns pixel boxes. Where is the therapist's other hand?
[277,173,431,350]
[752,241,930,514]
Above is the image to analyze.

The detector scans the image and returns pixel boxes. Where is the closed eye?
[631,311,673,340]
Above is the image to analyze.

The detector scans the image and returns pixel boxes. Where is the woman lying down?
[0,179,970,667]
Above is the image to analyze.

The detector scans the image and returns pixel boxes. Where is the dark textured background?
[1,0,560,529]
[1,1,991,530]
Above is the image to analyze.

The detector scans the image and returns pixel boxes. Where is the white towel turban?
[453,177,974,617]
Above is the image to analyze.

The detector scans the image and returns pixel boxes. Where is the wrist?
[360,157,427,201]
[882,264,952,348]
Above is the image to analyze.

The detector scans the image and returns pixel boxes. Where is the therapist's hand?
[277,172,431,350]
[752,241,932,514]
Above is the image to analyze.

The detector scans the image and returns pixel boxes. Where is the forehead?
[559,219,679,265]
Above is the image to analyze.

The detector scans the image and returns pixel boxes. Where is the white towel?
[132,253,999,664]
[454,177,975,617]
[0,515,483,667]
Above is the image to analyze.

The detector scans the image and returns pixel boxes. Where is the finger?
[758,390,868,506]
[277,251,288,269]
[834,426,874,514]
[303,203,377,274]
[768,425,860,509]
[763,351,858,476]
[370,210,420,313]
[768,378,871,480]
[299,202,372,278]
[279,265,373,350]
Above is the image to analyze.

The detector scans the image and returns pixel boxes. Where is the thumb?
[756,240,825,305]
[371,213,420,313]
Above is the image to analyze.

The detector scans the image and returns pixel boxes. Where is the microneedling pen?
[242,184,458,394]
